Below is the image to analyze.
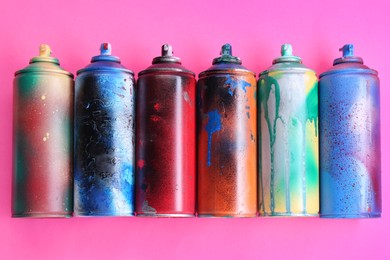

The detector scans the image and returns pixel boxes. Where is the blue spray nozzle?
[333,44,363,65]
[100,43,112,55]
[340,44,354,57]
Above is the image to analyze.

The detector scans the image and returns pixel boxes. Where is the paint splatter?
[137,159,145,169]
[154,103,160,111]
[142,200,157,214]
[205,110,222,166]
[225,75,251,96]
[114,93,125,99]
[141,183,148,192]
[183,91,192,105]
[42,132,50,142]
[150,115,160,122]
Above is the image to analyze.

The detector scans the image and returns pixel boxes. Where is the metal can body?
[13,45,74,217]
[258,44,319,216]
[74,43,135,216]
[197,44,257,217]
[136,45,196,216]
[319,44,381,218]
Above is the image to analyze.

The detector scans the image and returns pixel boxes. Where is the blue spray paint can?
[197,44,257,217]
[319,44,381,218]
[74,43,135,216]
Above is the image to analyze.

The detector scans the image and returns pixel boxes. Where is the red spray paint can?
[136,44,196,216]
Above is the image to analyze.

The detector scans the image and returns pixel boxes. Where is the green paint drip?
[306,82,319,137]
[302,80,318,213]
[258,89,264,213]
[288,118,301,212]
[260,76,281,214]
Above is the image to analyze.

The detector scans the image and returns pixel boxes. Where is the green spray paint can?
[13,44,74,217]
[258,43,319,216]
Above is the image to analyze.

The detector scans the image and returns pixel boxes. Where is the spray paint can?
[74,43,135,216]
[258,44,319,216]
[197,44,257,217]
[319,44,381,218]
[136,44,196,217]
[13,44,74,217]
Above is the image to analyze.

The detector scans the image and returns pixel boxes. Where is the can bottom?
[198,212,257,218]
[136,213,195,218]
[12,212,72,218]
[259,212,318,217]
[320,212,381,218]
[74,212,135,217]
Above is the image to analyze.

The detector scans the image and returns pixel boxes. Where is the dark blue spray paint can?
[74,43,135,216]
[319,44,381,218]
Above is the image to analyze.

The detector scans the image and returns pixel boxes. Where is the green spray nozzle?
[281,44,293,56]
[221,44,232,56]
[212,43,241,64]
[272,43,301,64]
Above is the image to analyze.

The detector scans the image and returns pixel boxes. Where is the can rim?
[138,67,195,76]
[77,67,134,75]
[199,68,255,78]
[15,68,74,78]
[319,68,378,78]
[259,67,315,77]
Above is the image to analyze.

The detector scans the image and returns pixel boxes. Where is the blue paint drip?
[205,110,222,166]
[225,75,251,96]
[120,164,135,213]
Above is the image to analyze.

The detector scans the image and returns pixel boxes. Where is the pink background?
[0,0,389,259]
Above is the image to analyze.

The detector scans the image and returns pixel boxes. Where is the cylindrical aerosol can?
[13,44,74,217]
[74,43,135,216]
[319,44,381,218]
[258,44,319,217]
[197,44,257,217]
[136,44,196,217]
